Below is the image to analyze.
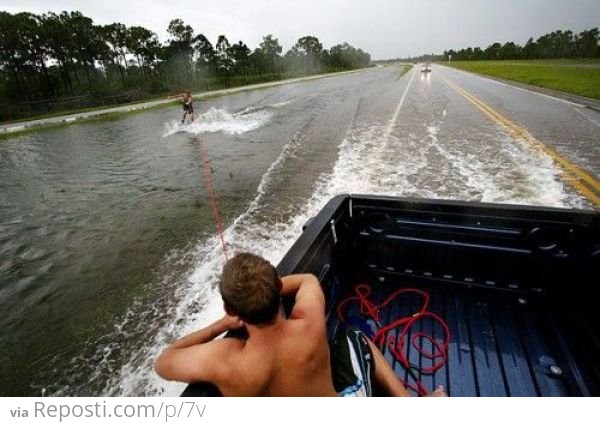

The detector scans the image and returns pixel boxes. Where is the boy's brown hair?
[219,253,281,325]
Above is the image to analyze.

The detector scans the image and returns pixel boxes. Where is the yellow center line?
[440,75,600,207]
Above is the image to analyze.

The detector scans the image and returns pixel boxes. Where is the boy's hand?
[220,315,245,331]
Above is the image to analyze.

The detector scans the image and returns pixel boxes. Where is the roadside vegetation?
[403,28,599,63]
[441,28,599,62]
[444,60,600,99]
[0,73,347,141]
[400,64,413,77]
[399,27,600,99]
[0,10,372,122]
[0,100,179,141]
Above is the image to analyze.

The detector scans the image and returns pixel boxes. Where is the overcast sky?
[3,0,599,59]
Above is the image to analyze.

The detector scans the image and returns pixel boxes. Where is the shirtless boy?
[155,252,447,397]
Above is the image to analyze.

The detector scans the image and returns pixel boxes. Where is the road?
[428,64,599,205]
[1,63,598,396]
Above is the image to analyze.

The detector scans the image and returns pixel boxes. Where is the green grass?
[0,101,186,141]
[400,64,414,77]
[443,60,600,99]
[2,93,177,125]
[455,58,600,66]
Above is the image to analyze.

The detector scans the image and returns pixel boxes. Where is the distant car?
[421,63,431,73]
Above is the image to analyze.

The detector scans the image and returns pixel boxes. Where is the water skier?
[168,90,196,124]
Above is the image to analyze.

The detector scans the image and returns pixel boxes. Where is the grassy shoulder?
[443,60,600,99]
[1,68,368,141]
[2,68,370,127]
[2,94,176,126]
[0,95,228,142]
[400,64,414,77]
[0,102,172,141]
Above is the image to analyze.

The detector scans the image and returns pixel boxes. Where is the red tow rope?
[198,140,229,261]
[336,284,450,396]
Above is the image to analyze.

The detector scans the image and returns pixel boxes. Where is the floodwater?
[0,65,597,396]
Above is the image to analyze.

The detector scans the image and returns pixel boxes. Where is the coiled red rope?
[336,284,450,396]
[199,140,229,261]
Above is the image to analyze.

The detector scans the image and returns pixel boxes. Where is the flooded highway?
[0,64,597,395]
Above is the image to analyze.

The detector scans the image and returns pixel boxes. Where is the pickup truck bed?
[182,195,599,396]
[278,195,599,396]
[330,276,594,396]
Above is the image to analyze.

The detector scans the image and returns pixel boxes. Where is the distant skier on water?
[168,90,196,124]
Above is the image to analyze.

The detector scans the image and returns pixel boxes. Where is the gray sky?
[3,0,599,59]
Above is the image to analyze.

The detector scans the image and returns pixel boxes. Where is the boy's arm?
[281,274,314,296]
[164,315,242,350]
[281,274,325,321]
[154,315,243,383]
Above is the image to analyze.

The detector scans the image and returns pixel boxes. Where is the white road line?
[483,77,586,108]
[384,69,416,141]
[573,107,600,128]
[438,65,587,108]
[439,64,600,130]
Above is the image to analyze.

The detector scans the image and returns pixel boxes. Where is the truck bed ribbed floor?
[330,277,583,397]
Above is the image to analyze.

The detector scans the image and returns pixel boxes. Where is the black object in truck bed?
[183,195,600,396]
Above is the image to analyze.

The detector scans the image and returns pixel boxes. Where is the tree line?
[0,11,372,121]
[443,28,599,61]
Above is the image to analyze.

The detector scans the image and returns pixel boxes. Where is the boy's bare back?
[214,317,336,396]
[155,272,338,396]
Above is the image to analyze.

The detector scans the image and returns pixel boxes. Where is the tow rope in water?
[336,284,450,396]
[198,140,229,261]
